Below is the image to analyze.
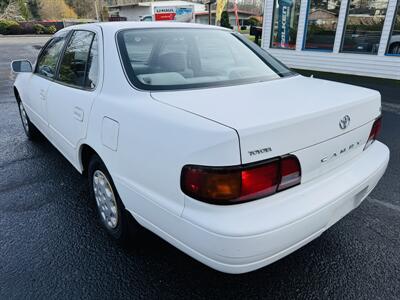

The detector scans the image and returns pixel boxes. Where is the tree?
[27,0,40,19]
[0,0,35,20]
[38,0,77,19]
[220,11,230,29]
[0,0,10,13]
[248,16,261,27]
[64,0,96,19]
[0,0,22,20]
[101,4,108,21]
[18,0,30,19]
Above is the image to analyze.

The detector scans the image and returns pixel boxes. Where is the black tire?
[88,154,140,245]
[17,101,41,140]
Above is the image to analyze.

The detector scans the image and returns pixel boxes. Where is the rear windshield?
[117,28,294,91]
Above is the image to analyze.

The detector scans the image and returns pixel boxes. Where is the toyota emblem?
[339,115,351,130]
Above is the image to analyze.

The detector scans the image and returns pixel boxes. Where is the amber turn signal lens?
[181,167,241,201]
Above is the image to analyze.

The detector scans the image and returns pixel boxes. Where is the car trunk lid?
[151,75,381,181]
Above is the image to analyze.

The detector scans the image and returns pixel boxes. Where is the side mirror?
[11,60,33,73]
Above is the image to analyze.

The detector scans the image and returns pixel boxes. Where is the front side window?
[117,28,294,91]
[304,0,341,50]
[387,0,400,55]
[36,35,67,78]
[342,0,389,54]
[270,0,301,49]
[58,30,96,88]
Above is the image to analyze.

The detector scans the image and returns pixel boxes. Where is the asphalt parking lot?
[1,36,399,299]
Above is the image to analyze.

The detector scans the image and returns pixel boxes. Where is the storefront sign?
[154,7,176,21]
[154,6,194,22]
[277,0,293,48]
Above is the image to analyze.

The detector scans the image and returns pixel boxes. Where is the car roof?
[60,21,229,34]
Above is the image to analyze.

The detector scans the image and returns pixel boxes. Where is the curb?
[0,34,53,38]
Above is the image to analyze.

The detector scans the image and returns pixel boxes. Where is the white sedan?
[12,22,389,274]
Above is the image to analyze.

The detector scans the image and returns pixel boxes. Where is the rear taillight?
[181,155,301,205]
[278,155,302,191]
[364,117,382,150]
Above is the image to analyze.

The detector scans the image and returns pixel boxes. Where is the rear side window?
[58,30,98,89]
[36,36,67,79]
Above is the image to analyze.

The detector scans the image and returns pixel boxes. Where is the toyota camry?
[11,22,389,273]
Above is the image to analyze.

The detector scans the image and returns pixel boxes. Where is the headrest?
[158,52,186,72]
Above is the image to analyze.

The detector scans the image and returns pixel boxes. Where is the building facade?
[262,0,400,79]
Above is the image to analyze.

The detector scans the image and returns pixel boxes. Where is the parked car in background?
[139,15,153,21]
[11,22,389,274]
[342,31,400,54]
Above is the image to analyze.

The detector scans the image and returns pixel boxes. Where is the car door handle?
[73,107,84,122]
[39,89,46,100]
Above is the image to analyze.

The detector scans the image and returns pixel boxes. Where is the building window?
[304,0,341,50]
[342,0,390,54]
[387,0,400,55]
[270,0,301,49]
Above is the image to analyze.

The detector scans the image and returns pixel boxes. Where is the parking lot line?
[368,196,400,213]
[382,102,400,115]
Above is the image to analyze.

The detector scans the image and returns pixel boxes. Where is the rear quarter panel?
[85,90,241,217]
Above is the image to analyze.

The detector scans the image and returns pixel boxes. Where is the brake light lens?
[181,155,301,205]
[278,155,302,191]
[241,161,279,201]
[364,117,382,150]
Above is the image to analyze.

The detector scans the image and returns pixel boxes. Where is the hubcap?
[19,102,29,132]
[93,170,119,229]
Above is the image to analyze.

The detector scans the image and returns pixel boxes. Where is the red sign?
[154,12,176,21]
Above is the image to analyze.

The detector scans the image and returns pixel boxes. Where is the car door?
[25,33,69,134]
[46,29,101,167]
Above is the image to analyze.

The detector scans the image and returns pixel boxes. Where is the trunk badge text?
[321,140,363,163]
[339,115,351,130]
[249,147,272,157]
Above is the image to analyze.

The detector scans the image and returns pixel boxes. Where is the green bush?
[33,23,46,34]
[45,25,57,34]
[0,19,20,34]
[220,11,231,29]
[248,17,261,27]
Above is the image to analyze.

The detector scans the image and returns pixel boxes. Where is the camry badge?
[339,115,351,130]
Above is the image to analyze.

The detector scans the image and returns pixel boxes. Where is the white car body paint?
[13,22,389,274]
[101,117,120,151]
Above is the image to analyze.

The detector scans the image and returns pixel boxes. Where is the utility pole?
[99,0,104,21]
[94,0,100,21]
[98,0,108,22]
[205,0,216,25]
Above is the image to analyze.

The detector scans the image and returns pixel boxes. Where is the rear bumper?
[127,142,389,274]
[180,141,389,273]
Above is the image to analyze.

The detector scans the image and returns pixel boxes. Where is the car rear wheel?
[88,154,140,245]
[18,101,40,140]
